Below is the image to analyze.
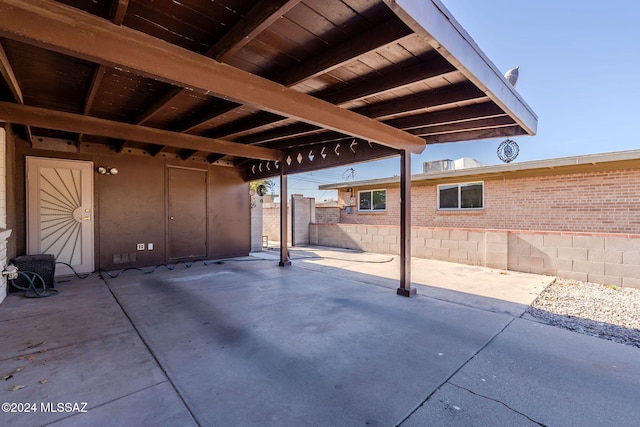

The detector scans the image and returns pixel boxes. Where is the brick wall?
[338,169,640,233]
[314,165,640,288]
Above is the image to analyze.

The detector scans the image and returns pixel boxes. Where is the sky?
[278,0,640,201]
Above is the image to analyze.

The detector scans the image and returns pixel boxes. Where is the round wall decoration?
[497,139,519,163]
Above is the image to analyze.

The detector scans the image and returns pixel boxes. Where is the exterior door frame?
[165,165,208,261]
[26,157,94,275]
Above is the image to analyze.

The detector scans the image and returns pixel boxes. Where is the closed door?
[167,167,207,259]
[26,157,94,275]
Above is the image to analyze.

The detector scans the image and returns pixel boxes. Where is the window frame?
[437,181,484,211]
[357,189,387,212]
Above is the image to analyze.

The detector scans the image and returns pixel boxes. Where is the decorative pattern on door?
[27,158,94,275]
[39,166,85,264]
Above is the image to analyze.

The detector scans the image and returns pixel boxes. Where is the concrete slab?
[409,318,640,426]
[401,382,540,427]
[0,247,637,426]
[104,261,513,426]
[0,274,188,427]
[285,246,552,316]
[47,382,196,426]
[0,331,169,426]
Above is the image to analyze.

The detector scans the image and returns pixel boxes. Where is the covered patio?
[2,250,639,426]
[1,0,536,298]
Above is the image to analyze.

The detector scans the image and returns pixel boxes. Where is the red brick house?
[315,150,640,288]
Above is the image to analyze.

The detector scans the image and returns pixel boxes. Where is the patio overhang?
[0,0,538,297]
[0,0,536,177]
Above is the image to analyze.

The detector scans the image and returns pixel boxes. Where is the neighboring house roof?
[0,0,537,181]
[319,149,640,190]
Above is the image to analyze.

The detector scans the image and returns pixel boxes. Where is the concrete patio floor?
[1,247,639,426]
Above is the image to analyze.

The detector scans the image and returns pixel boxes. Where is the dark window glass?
[359,190,386,211]
[372,190,386,210]
[460,183,483,208]
[439,185,459,209]
[359,192,372,210]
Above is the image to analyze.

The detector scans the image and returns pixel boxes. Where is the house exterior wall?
[313,163,640,288]
[338,169,640,233]
[10,136,251,277]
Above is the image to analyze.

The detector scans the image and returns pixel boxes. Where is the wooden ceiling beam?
[205,112,287,139]
[110,0,129,26]
[410,116,516,136]
[275,17,413,87]
[187,18,414,138]
[132,0,300,128]
[0,102,282,161]
[424,125,526,144]
[384,102,506,130]
[354,84,487,120]
[241,85,487,147]
[205,53,456,141]
[0,0,425,154]
[209,0,302,63]
[316,54,457,105]
[79,0,129,146]
[0,40,31,142]
[236,123,323,145]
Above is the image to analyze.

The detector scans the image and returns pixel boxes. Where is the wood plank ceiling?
[0,0,537,181]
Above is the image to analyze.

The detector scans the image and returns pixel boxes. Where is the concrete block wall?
[291,195,315,245]
[508,231,640,287]
[250,195,263,251]
[310,225,487,266]
[315,206,340,224]
[309,224,640,288]
[262,202,291,244]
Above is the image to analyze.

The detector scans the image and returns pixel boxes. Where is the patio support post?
[397,149,416,297]
[279,169,291,267]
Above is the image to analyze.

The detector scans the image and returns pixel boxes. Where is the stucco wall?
[11,137,250,272]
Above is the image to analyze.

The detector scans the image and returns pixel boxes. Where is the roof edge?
[319,149,640,190]
[384,0,538,136]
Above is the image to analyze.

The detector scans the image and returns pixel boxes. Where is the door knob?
[169,216,174,220]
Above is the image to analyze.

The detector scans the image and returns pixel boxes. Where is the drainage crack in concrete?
[395,315,522,426]
[447,382,548,426]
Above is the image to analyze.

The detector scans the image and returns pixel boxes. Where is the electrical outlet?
[136,243,145,251]
[147,243,154,250]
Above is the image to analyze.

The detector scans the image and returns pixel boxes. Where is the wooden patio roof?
[0,0,537,181]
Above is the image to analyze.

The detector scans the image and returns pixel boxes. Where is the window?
[438,182,483,210]
[358,189,386,211]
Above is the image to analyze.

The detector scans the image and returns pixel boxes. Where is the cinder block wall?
[315,206,340,224]
[309,224,640,288]
[262,202,291,244]
[319,166,640,287]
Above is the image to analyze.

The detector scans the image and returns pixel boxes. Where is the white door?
[26,157,94,275]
